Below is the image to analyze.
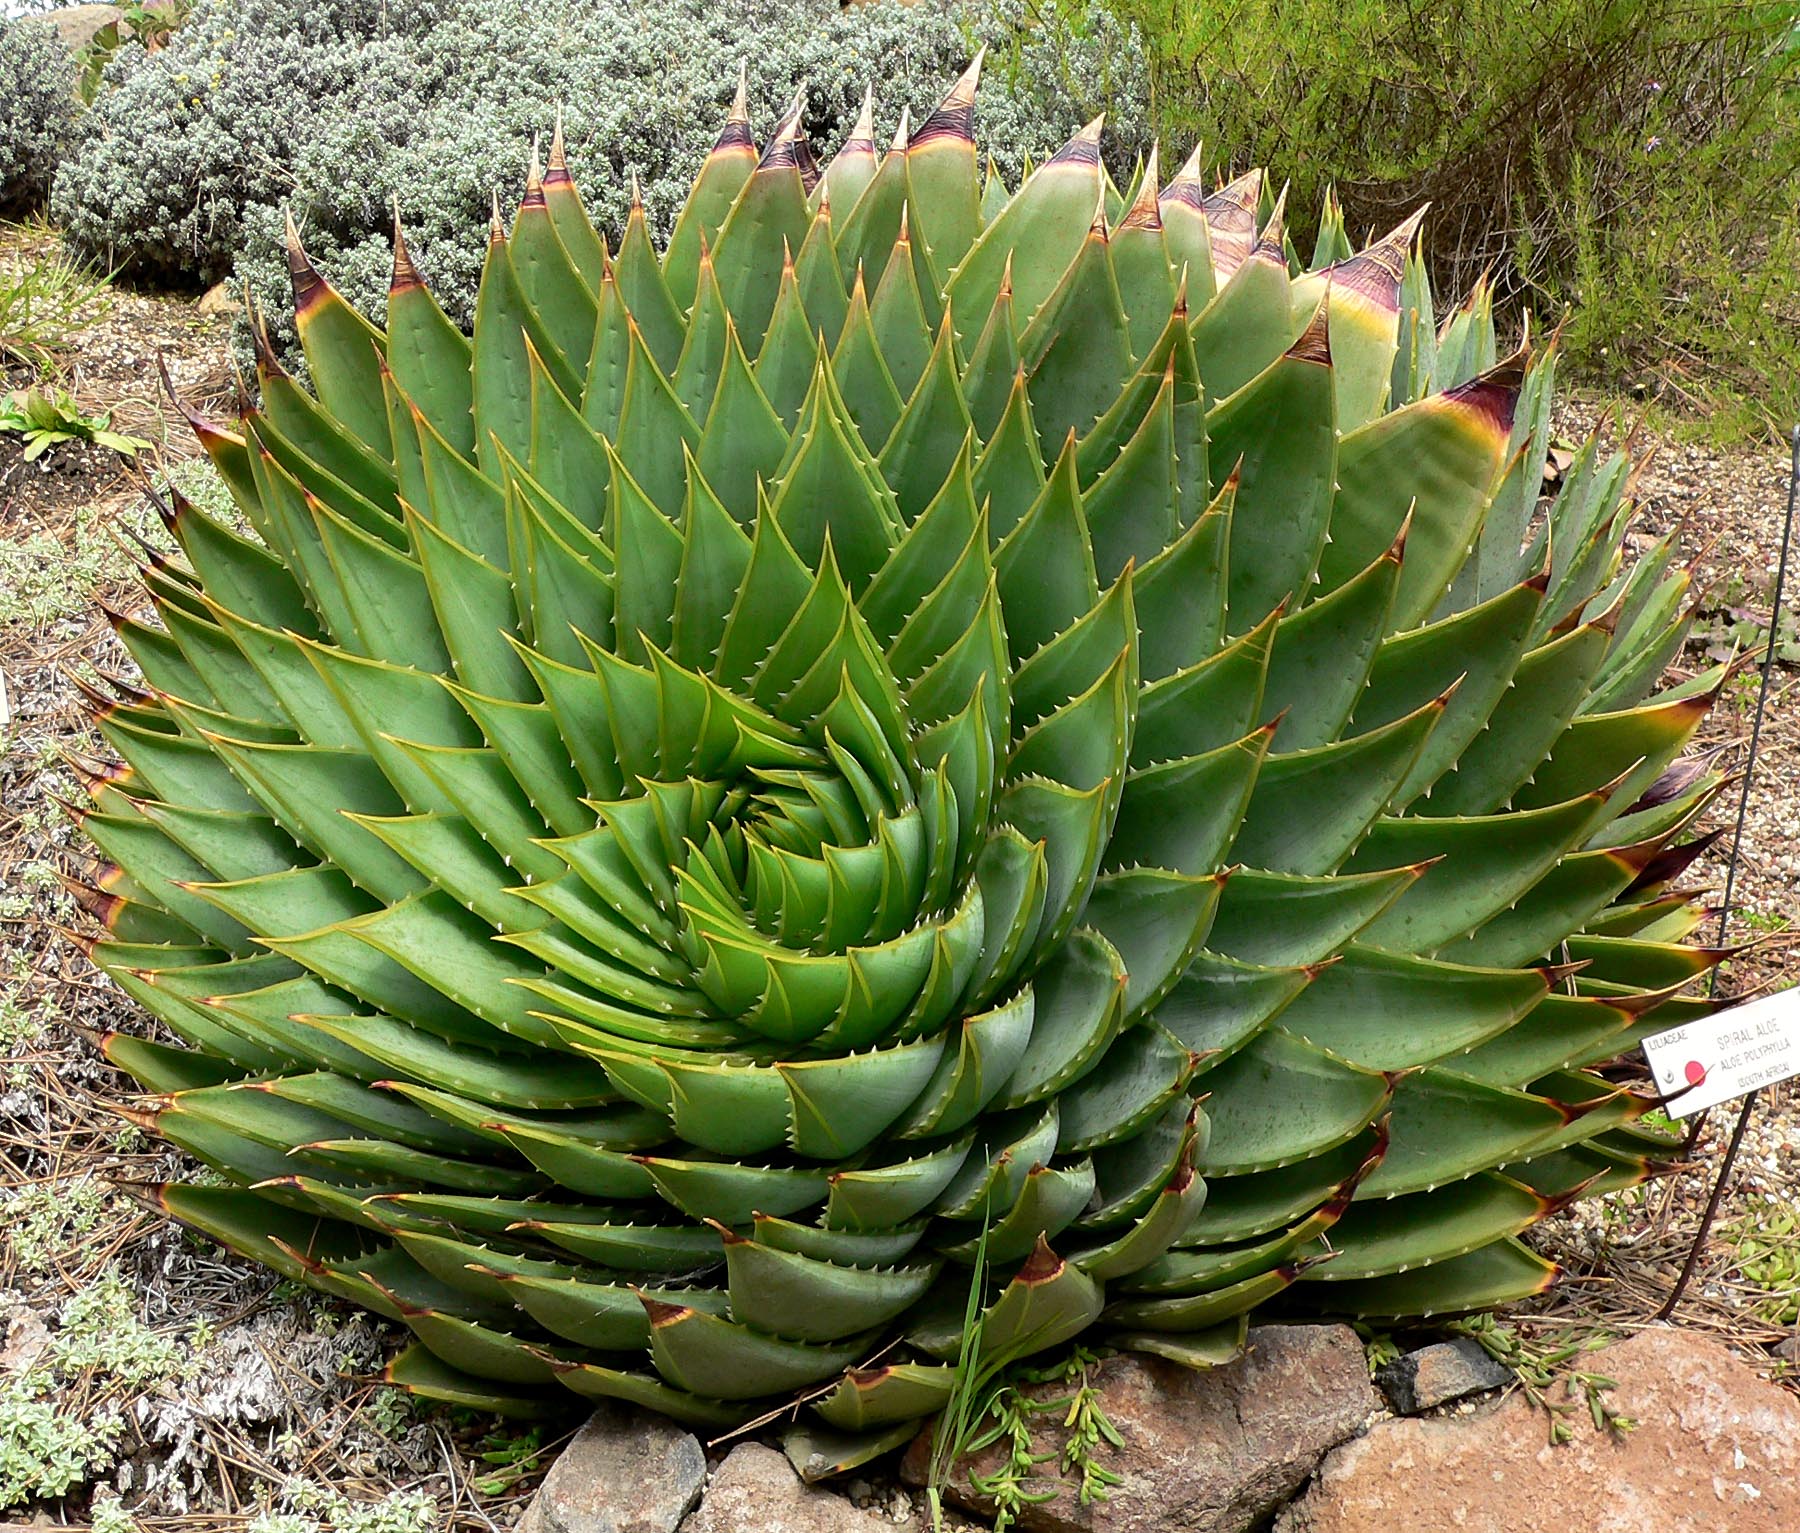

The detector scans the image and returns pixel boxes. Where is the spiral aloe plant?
[69,61,1724,1451]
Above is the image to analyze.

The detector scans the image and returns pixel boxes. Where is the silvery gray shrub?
[0,14,77,217]
[50,0,1149,366]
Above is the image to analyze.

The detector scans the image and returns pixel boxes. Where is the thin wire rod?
[1657,422,1800,1322]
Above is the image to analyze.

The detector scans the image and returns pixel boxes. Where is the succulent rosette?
[68,61,1722,1450]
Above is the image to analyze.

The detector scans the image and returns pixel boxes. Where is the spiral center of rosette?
[541,618,994,1074]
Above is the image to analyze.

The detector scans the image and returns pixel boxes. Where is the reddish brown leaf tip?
[521,138,547,208]
[1047,114,1105,168]
[759,91,808,171]
[390,204,424,293]
[546,106,570,179]
[1201,168,1261,227]
[1287,291,1332,366]
[1330,206,1424,313]
[914,48,983,147]
[282,208,324,313]
[840,84,876,155]
[637,1292,692,1327]
[1445,347,1529,438]
[1252,184,1289,266]
[1386,505,1415,562]
[1160,143,1207,213]
[1016,1234,1065,1284]
[1118,144,1162,231]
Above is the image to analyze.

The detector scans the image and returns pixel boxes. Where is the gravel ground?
[3,226,1798,1527]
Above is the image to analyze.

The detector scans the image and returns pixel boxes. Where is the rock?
[1774,1333,1800,1364]
[44,5,123,54]
[196,282,243,316]
[1277,1328,1800,1532]
[901,1324,1378,1533]
[680,1444,914,1533]
[0,1303,49,1374]
[1375,1337,1512,1414]
[517,1405,706,1533]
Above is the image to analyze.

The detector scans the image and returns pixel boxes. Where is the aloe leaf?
[665,70,759,309]
[1206,301,1336,632]
[284,216,391,458]
[1197,1029,1389,1175]
[948,117,1104,333]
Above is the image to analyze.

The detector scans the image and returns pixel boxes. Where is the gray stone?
[680,1444,914,1533]
[1374,1337,1512,1414]
[518,1405,706,1533]
[1774,1332,1800,1364]
[0,1302,49,1374]
[901,1324,1378,1533]
[1277,1328,1800,1533]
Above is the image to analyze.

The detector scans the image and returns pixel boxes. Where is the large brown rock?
[902,1324,1378,1533]
[44,5,123,54]
[1277,1327,1800,1533]
[681,1444,915,1533]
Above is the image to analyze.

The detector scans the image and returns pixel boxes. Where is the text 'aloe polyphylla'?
[69,57,1724,1450]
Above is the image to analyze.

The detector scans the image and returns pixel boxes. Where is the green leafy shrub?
[0,14,78,216]
[1101,0,1800,433]
[51,0,1148,360]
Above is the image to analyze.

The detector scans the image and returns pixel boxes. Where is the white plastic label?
[1641,987,1800,1118]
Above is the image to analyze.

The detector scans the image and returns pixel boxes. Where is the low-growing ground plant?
[0,386,151,461]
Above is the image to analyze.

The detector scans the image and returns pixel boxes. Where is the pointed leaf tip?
[1445,345,1530,437]
[282,207,323,308]
[1048,114,1105,166]
[389,199,424,291]
[1288,288,1331,365]
[547,105,568,175]
[916,49,983,145]
[1120,143,1161,229]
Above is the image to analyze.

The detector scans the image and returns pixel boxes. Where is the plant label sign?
[1641,988,1800,1118]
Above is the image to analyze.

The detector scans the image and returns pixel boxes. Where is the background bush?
[51,0,1149,365]
[0,14,78,217]
[1098,0,1800,434]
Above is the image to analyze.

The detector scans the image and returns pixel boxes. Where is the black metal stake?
[1656,422,1800,1323]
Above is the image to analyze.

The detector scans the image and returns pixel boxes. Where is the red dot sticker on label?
[1684,1059,1707,1086]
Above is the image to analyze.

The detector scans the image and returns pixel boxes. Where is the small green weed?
[54,1271,187,1389]
[264,1480,440,1533]
[1,386,151,462]
[0,1378,122,1508]
[362,1387,419,1442]
[0,251,110,377]
[1448,1314,1638,1444]
[470,1422,547,1495]
[0,1266,193,1511]
[1358,1327,1403,1375]
[1727,1195,1800,1325]
[87,1489,141,1533]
